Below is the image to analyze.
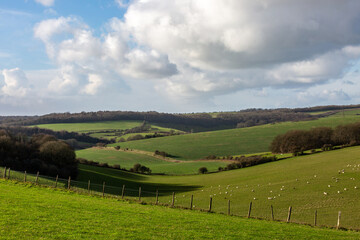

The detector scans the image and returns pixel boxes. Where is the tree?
[198,167,208,174]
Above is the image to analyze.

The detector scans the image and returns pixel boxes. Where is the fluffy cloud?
[34,16,177,95]
[123,0,360,69]
[34,0,55,7]
[113,0,360,100]
[0,68,30,97]
[29,0,360,110]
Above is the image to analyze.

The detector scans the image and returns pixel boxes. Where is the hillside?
[76,148,228,174]
[112,110,360,160]
[0,180,358,239]
[76,146,360,229]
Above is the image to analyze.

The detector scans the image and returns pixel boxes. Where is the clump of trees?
[77,158,121,170]
[198,167,208,174]
[0,130,77,178]
[154,150,170,157]
[130,163,151,174]
[271,122,360,154]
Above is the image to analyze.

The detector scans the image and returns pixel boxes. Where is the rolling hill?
[0,180,358,239]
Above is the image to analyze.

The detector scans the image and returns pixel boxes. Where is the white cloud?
[109,0,360,101]
[24,1,360,114]
[34,16,177,96]
[34,0,54,7]
[122,0,360,69]
[82,74,103,95]
[0,68,30,97]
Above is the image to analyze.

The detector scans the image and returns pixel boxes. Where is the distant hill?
[3,104,360,132]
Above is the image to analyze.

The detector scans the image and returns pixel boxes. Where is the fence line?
[0,167,351,230]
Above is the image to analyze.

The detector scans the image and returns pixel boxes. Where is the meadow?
[112,110,360,160]
[76,146,360,229]
[76,148,228,174]
[0,180,359,239]
[33,120,183,141]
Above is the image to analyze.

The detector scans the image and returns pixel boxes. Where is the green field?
[76,148,228,174]
[0,180,359,239]
[33,120,143,132]
[111,110,360,160]
[76,146,360,229]
[32,120,184,141]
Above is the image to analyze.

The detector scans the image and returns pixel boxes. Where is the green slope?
[76,148,228,174]
[77,146,360,229]
[32,120,143,132]
[113,110,360,160]
[0,180,359,239]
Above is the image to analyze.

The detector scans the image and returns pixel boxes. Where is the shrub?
[198,167,208,174]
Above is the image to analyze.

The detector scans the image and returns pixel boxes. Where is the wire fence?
[0,166,356,231]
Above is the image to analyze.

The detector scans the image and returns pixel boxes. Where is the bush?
[127,134,144,141]
[130,163,151,174]
[198,167,208,174]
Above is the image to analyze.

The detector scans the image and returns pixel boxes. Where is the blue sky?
[1,0,360,115]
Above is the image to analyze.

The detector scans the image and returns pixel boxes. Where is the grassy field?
[33,120,143,132]
[32,120,184,141]
[76,146,360,229]
[76,148,228,174]
[112,110,360,160]
[0,180,359,239]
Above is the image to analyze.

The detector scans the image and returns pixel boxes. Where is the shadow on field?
[76,164,201,197]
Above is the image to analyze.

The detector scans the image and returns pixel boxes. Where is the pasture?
[76,148,228,174]
[76,146,360,229]
[0,180,359,239]
[112,110,360,160]
[32,120,183,142]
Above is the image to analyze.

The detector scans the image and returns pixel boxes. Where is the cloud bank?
[3,0,360,114]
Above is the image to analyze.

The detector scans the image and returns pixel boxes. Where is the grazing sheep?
[323,192,328,195]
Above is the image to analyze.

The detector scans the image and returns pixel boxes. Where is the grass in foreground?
[0,180,359,240]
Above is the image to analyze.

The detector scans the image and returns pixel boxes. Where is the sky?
[1,0,360,115]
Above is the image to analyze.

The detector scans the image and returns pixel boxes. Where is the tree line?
[270,122,360,154]
[0,130,78,178]
[0,126,110,146]
[1,108,323,132]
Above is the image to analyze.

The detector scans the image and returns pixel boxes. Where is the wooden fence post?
[3,167,6,178]
[35,171,39,185]
[102,182,105,197]
[155,189,159,205]
[67,176,71,190]
[24,171,27,182]
[171,192,175,207]
[228,200,231,215]
[271,205,274,221]
[55,175,58,188]
[314,210,317,226]
[88,180,91,194]
[208,197,212,212]
[336,211,341,230]
[247,202,252,218]
[139,186,142,201]
[121,185,125,199]
[287,206,292,223]
[190,195,193,210]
